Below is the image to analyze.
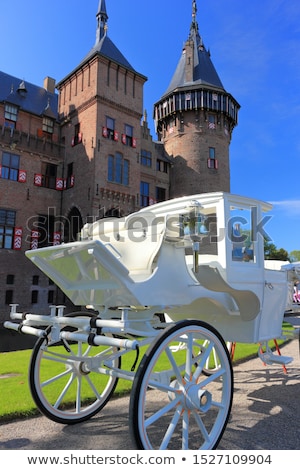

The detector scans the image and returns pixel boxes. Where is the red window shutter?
[121,133,126,145]
[34,174,43,186]
[132,137,137,148]
[18,170,27,183]
[53,232,61,246]
[102,127,108,138]
[215,159,219,169]
[0,165,2,177]
[56,178,64,191]
[37,128,44,138]
[13,227,23,250]
[31,230,39,250]
[78,133,82,144]
[70,175,75,187]
[114,130,119,142]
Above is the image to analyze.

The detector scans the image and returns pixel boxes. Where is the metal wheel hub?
[168,379,212,412]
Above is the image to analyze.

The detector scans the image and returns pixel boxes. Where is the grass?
[0,323,293,422]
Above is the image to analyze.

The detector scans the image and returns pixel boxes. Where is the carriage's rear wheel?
[29,314,120,424]
[129,320,233,450]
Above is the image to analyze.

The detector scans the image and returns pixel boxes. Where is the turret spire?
[95,0,108,44]
[191,1,198,31]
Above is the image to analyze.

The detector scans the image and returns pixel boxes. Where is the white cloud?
[269,200,300,217]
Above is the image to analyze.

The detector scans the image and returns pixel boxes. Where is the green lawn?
[0,325,292,422]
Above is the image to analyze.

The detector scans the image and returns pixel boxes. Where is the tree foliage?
[289,250,300,262]
[264,241,289,261]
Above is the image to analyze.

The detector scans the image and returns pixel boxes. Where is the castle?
[0,0,239,324]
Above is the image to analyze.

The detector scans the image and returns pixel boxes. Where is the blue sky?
[1,0,300,253]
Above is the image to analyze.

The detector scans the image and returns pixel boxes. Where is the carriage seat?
[92,212,165,281]
[194,265,261,321]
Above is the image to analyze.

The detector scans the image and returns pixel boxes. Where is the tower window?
[208,115,216,130]
[208,147,218,170]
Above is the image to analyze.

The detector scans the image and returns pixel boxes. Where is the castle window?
[0,209,15,249]
[6,274,14,285]
[140,182,150,207]
[156,159,168,173]
[1,152,20,181]
[156,187,166,203]
[42,117,54,135]
[124,124,133,146]
[31,290,39,304]
[106,116,115,140]
[5,290,13,305]
[35,214,55,248]
[48,290,54,303]
[72,123,82,146]
[66,162,74,189]
[4,104,18,128]
[41,162,57,189]
[108,153,129,185]
[141,149,152,167]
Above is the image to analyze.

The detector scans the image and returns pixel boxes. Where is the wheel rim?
[30,333,120,424]
[130,320,233,450]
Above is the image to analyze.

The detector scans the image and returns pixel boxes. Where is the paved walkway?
[0,320,299,450]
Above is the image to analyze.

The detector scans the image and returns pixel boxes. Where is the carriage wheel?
[29,314,120,424]
[202,341,233,376]
[129,320,233,450]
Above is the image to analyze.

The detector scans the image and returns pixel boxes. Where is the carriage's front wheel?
[129,320,233,450]
[29,316,120,425]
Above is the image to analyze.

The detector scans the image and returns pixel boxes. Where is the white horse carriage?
[4,192,300,449]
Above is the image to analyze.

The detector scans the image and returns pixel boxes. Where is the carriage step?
[258,349,293,366]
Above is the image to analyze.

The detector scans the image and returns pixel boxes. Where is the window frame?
[0,209,16,249]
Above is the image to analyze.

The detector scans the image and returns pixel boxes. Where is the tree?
[264,241,289,261]
[289,250,300,262]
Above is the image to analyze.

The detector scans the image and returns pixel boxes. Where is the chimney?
[44,77,56,94]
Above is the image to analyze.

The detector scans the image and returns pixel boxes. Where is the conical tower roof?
[58,0,145,86]
[163,0,224,97]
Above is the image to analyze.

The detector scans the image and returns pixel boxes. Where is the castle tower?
[154,1,240,197]
[57,0,147,238]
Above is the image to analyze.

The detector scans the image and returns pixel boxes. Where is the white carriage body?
[25,192,297,344]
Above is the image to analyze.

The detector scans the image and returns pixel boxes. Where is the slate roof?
[79,35,136,73]
[162,5,224,98]
[0,70,58,119]
[57,0,146,86]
